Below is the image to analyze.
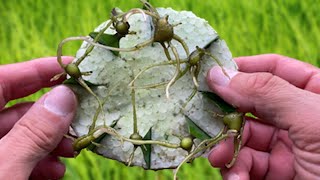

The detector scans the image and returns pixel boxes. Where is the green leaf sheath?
[185,115,211,140]
[89,32,121,55]
[200,91,236,113]
[142,128,152,169]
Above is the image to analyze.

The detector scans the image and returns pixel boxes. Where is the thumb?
[206,66,317,129]
[0,86,77,178]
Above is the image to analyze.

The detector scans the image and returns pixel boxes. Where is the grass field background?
[1,0,319,179]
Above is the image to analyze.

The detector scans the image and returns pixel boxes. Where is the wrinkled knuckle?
[16,119,54,153]
[246,73,278,95]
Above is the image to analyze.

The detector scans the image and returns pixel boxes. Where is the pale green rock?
[70,7,237,169]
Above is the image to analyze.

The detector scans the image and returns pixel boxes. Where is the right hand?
[206,54,320,179]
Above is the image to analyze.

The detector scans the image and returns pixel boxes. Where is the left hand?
[0,57,77,179]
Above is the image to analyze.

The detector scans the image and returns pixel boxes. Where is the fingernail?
[44,86,76,116]
[227,173,240,180]
[208,66,238,86]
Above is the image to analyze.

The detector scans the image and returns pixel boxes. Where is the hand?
[206,54,320,179]
[0,57,77,179]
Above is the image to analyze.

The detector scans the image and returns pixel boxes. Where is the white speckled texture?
[70,8,237,169]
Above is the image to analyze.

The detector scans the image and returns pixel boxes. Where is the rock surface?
[70,7,237,169]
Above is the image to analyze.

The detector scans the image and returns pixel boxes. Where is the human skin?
[0,57,77,179]
[206,54,320,180]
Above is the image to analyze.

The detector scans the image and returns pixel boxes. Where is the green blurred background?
[0,0,319,179]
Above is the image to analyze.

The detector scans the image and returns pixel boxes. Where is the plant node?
[65,63,82,79]
[114,21,130,37]
[130,133,143,140]
[154,15,174,43]
[223,112,243,132]
[180,137,193,151]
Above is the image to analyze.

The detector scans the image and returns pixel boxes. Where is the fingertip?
[208,137,234,168]
[43,85,77,117]
[222,171,250,180]
[61,56,74,64]
[206,66,238,89]
[1,85,78,166]
[222,172,241,180]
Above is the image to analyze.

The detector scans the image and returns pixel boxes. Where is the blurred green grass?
[1,0,319,179]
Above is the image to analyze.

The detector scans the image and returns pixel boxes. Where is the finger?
[235,54,320,91]
[220,145,294,180]
[208,118,272,167]
[265,141,295,180]
[243,118,293,152]
[51,137,74,157]
[220,147,270,180]
[208,137,234,168]
[211,143,294,179]
[208,118,292,167]
[0,85,77,179]
[206,66,320,129]
[0,56,73,109]
[0,102,33,138]
[30,155,65,180]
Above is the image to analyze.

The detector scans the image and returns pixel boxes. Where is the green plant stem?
[174,129,228,180]
[131,82,138,134]
[130,62,190,90]
[128,59,188,86]
[75,20,113,66]
[91,127,181,149]
[127,146,138,166]
[57,37,76,69]
[133,65,190,91]
[130,82,168,89]
[89,81,121,137]
[161,42,172,60]
[173,34,190,57]
[181,88,197,109]
[190,63,201,87]
[60,36,154,56]
[226,117,246,168]
[76,78,104,133]
[124,8,159,22]
[205,52,230,79]
[166,42,181,98]
[123,138,180,148]
[140,0,159,17]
